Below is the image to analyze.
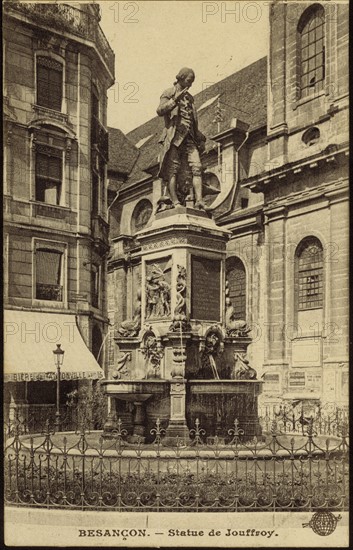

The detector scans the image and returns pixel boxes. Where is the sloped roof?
[110,56,267,186]
[108,127,139,175]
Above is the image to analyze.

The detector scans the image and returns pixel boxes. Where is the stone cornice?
[263,178,348,218]
[244,144,349,193]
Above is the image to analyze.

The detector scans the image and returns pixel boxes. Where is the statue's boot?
[193,175,211,211]
[169,176,181,207]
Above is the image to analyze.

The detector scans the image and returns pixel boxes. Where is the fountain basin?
[189,379,263,395]
[102,379,169,402]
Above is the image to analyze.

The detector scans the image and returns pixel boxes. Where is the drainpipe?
[107,189,120,214]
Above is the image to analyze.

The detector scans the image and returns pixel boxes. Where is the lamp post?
[53,344,65,431]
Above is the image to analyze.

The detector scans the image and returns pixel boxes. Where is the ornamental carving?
[111,352,131,379]
[141,332,163,378]
[145,260,171,319]
[232,352,257,380]
[169,265,191,332]
[199,329,222,379]
[225,280,251,337]
[142,235,223,251]
[118,290,141,337]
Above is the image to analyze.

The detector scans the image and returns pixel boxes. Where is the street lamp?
[53,344,65,431]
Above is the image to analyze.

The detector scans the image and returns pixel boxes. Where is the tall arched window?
[226,257,246,320]
[295,237,324,311]
[298,4,325,98]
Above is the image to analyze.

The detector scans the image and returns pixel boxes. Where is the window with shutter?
[36,57,63,111]
[36,249,63,301]
[35,149,62,205]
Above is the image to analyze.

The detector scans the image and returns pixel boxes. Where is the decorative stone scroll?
[111,352,131,379]
[169,265,191,332]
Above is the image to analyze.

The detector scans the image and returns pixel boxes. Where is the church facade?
[107,2,349,411]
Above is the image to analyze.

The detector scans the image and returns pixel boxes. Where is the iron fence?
[259,404,348,437]
[4,405,105,437]
[4,415,349,513]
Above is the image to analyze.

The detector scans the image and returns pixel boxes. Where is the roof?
[109,56,267,187]
[108,127,139,175]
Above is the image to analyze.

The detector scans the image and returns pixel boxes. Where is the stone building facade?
[3,2,114,411]
[107,1,348,411]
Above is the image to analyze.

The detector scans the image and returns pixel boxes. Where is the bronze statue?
[157,67,208,210]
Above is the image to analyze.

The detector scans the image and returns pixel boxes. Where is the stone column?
[102,396,117,438]
[129,401,147,443]
[164,343,189,444]
[164,379,189,445]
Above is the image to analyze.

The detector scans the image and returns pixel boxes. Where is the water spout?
[209,355,220,379]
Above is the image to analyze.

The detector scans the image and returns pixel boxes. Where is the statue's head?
[174,67,195,88]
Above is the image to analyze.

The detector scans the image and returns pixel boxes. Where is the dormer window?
[37,56,63,111]
[298,5,325,98]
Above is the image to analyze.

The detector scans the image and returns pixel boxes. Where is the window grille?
[298,5,325,98]
[296,237,324,310]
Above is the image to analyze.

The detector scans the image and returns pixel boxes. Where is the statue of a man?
[157,67,207,210]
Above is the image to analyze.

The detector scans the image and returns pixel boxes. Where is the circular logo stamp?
[303,511,342,536]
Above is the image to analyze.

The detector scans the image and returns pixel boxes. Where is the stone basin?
[101,379,169,402]
[188,379,263,395]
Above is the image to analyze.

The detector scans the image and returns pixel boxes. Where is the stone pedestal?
[128,401,147,443]
[164,380,189,445]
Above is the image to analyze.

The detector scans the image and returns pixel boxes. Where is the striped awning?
[4,310,104,382]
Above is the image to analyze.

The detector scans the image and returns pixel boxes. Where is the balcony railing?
[36,283,63,301]
[6,2,114,76]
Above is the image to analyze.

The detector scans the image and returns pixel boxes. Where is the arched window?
[131,199,153,234]
[298,4,325,98]
[226,257,246,320]
[295,237,324,311]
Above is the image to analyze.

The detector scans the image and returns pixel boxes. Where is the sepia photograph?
[3,0,349,547]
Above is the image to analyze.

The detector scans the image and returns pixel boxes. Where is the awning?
[4,310,104,382]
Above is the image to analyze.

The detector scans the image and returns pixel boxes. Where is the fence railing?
[258,405,348,437]
[4,405,105,437]
[4,415,349,513]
